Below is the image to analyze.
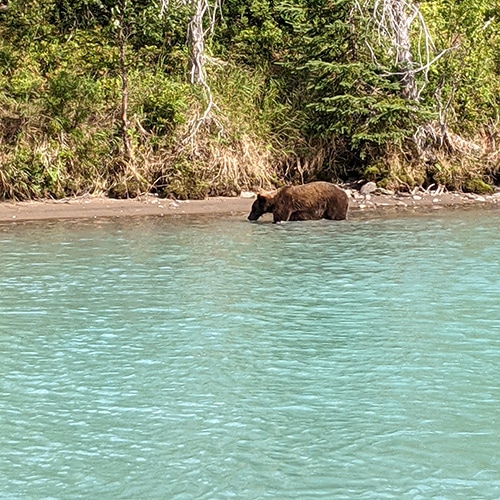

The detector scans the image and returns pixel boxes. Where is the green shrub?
[136,75,190,136]
[464,178,494,194]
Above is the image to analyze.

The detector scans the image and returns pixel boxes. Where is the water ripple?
[0,212,499,498]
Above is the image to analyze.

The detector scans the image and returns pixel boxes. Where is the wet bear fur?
[248,181,349,223]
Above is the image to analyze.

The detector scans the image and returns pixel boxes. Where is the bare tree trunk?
[159,0,215,87]
[111,2,149,195]
[159,0,222,142]
[185,0,223,140]
[117,21,134,162]
[187,0,208,85]
[389,0,418,100]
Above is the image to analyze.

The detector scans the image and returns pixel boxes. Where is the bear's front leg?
[273,209,292,223]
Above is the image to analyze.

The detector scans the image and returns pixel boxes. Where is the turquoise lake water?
[1,210,499,499]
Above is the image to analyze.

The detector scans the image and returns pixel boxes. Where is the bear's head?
[247,192,275,221]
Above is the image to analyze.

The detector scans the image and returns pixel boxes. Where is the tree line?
[0,0,499,199]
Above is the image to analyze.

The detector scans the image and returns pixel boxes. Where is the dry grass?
[369,121,500,193]
[1,76,498,200]
[134,131,278,199]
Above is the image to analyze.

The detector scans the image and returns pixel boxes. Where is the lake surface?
[1,210,499,499]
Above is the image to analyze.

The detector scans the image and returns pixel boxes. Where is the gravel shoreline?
[0,189,498,223]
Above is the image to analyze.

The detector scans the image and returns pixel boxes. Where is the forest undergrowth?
[0,0,499,200]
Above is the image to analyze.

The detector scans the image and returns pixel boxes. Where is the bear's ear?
[257,192,269,201]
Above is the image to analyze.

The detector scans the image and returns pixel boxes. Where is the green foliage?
[44,71,103,130]
[464,178,494,195]
[302,62,424,145]
[275,0,434,179]
[162,157,211,200]
[0,0,499,199]
[134,74,190,137]
[217,0,289,66]
[421,0,500,130]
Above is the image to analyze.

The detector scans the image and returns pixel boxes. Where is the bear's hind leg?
[332,209,348,220]
[325,203,348,220]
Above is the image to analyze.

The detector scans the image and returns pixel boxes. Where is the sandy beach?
[0,189,498,223]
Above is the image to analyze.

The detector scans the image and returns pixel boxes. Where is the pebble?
[360,182,377,196]
[240,191,256,198]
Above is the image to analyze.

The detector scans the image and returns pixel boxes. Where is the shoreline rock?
[346,186,500,213]
[0,189,498,223]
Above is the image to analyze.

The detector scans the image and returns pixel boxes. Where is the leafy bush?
[135,75,189,136]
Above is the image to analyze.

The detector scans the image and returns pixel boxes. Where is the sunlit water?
[1,210,499,499]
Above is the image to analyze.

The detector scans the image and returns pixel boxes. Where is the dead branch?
[160,0,223,143]
[355,0,450,100]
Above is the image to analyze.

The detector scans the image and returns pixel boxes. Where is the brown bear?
[248,181,349,223]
